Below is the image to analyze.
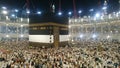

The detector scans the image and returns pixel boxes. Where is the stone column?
[16,25,18,44]
[101,26,103,40]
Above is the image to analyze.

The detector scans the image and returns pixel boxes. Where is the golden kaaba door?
[53,26,59,47]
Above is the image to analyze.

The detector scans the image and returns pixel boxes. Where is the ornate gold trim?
[30,22,68,27]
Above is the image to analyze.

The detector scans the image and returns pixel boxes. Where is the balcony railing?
[0,16,29,24]
[69,14,120,25]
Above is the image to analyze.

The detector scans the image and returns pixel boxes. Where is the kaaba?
[29,12,68,47]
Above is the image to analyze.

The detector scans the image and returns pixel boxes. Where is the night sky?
[0,0,119,15]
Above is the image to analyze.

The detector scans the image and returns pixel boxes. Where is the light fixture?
[78,10,82,14]
[68,12,72,15]
[72,39,74,42]
[69,19,72,22]
[21,18,23,22]
[11,14,15,17]
[80,34,83,38]
[58,12,62,15]
[2,10,8,15]
[89,9,94,12]
[110,31,112,33]
[92,34,97,38]
[37,11,41,14]
[15,9,18,12]
[2,7,7,10]
[6,35,9,37]
[102,6,107,10]
[75,19,77,22]
[68,25,71,28]
[21,25,23,27]
[21,35,24,37]
[68,35,71,37]
[26,10,30,14]
[95,13,100,18]
[115,31,118,33]
[107,35,110,39]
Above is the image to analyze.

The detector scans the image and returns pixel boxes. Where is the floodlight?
[58,12,62,15]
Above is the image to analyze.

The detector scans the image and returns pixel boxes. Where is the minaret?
[104,0,107,6]
[52,4,55,13]
[50,4,55,13]
[103,0,108,15]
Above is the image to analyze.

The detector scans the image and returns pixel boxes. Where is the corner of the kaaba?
[29,12,69,48]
